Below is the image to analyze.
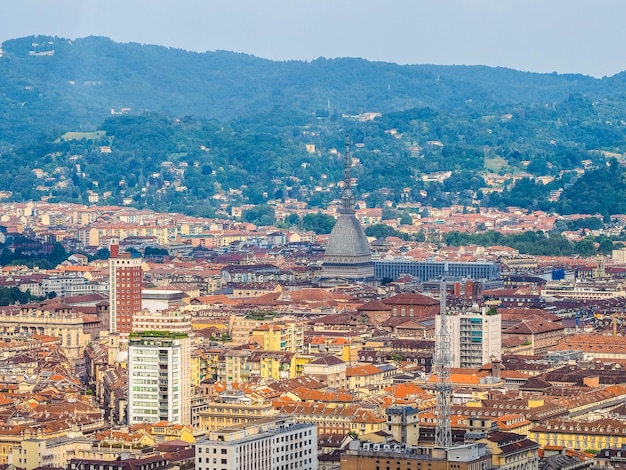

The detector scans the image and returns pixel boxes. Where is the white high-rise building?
[127,325,191,424]
[195,416,317,470]
[436,305,501,369]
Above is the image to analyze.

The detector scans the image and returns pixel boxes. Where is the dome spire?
[340,132,354,215]
[319,131,374,285]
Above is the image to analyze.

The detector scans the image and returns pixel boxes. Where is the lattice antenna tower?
[434,277,453,448]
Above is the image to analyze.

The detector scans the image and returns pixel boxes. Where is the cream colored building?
[302,355,347,388]
[542,280,625,300]
[436,306,501,369]
[12,435,155,470]
[12,436,93,470]
[0,303,92,359]
[197,389,278,431]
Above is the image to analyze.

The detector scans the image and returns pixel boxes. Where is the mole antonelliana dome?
[319,135,374,284]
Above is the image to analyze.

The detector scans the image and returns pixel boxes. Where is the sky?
[1,0,624,78]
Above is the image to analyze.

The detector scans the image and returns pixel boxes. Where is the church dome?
[319,133,375,284]
[325,215,371,259]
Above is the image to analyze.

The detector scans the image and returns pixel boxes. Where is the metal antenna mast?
[434,278,452,448]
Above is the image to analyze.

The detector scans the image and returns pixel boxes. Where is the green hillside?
[1,35,626,218]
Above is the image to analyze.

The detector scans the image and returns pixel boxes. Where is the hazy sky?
[1,0,624,78]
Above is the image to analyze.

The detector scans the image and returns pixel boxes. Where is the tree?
[302,212,336,234]
[366,224,398,239]
[285,213,300,227]
[597,236,613,255]
[575,237,596,257]
[242,204,276,226]
[382,207,400,221]
[399,211,413,225]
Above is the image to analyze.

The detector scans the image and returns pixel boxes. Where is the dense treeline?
[0,238,69,269]
[1,36,626,218]
[0,287,43,306]
[445,230,619,257]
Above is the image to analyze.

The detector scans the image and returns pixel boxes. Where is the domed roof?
[324,215,371,258]
[114,350,128,364]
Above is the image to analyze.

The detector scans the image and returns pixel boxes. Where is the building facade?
[375,259,501,282]
[0,302,92,360]
[340,440,491,470]
[436,306,501,369]
[109,242,143,334]
[127,330,191,424]
[194,416,317,470]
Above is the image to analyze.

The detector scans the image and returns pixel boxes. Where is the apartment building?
[436,305,501,369]
[195,416,317,470]
[127,330,191,424]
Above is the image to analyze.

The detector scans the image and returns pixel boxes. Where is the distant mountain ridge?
[0,35,620,145]
[2,35,626,219]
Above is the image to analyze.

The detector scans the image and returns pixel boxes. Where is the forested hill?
[0,35,620,145]
[2,35,626,219]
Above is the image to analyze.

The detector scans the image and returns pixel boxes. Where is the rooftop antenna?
[434,277,452,448]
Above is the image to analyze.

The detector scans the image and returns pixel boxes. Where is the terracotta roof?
[357,300,392,312]
[382,293,438,306]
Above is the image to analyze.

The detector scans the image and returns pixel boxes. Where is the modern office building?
[435,305,501,369]
[109,241,143,334]
[127,329,191,424]
[194,416,317,470]
[374,259,500,282]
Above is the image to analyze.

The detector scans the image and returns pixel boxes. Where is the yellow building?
[146,422,195,443]
[190,348,221,386]
[529,418,626,451]
[217,350,251,383]
[478,431,539,470]
[346,364,388,392]
[308,336,355,362]
[294,354,314,377]
[197,389,278,431]
[249,351,297,380]
[250,321,305,353]
[0,424,71,466]
[13,437,103,470]
[0,303,92,360]
[275,402,386,436]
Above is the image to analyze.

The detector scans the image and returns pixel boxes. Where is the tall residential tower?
[127,311,192,425]
[435,305,501,369]
[109,241,142,334]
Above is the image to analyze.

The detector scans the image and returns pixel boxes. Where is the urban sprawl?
[2,177,626,470]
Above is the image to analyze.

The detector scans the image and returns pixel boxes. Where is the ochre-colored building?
[530,418,626,451]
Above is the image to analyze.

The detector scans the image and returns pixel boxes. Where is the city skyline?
[1,0,625,78]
